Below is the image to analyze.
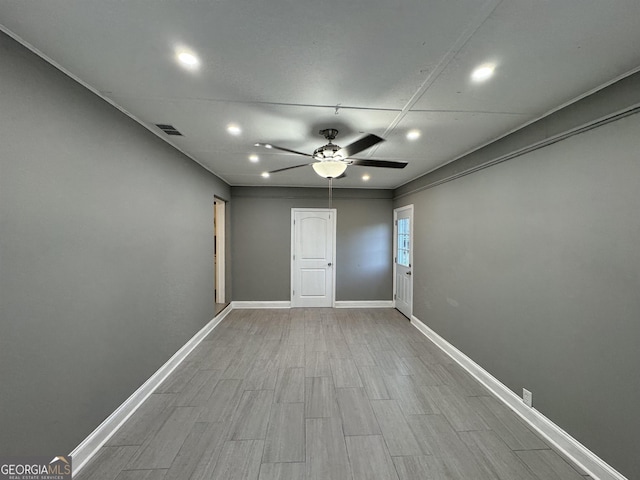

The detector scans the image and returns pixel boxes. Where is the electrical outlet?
[523,388,533,407]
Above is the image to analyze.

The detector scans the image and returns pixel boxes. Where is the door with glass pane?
[394,205,413,318]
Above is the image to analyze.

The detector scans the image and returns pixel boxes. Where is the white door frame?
[214,198,226,304]
[393,204,414,318]
[291,208,337,307]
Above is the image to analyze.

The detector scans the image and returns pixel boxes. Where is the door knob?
[406,271,412,275]
[328,263,332,266]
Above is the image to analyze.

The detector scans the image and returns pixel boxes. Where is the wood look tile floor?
[78,308,591,480]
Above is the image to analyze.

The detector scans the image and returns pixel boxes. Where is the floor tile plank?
[330,358,363,388]
[114,470,167,480]
[345,435,398,480]
[515,449,585,480]
[163,422,227,480]
[357,365,391,400]
[243,359,279,391]
[126,407,200,469]
[348,344,376,366]
[336,387,381,436]
[305,376,339,418]
[75,446,139,480]
[406,414,468,457]
[211,440,264,480]
[305,417,352,480]
[371,350,411,376]
[277,345,305,368]
[106,394,175,447]
[155,362,199,394]
[384,375,439,415]
[399,356,442,386]
[467,395,547,450]
[392,455,447,480]
[422,385,489,431]
[459,430,539,480]
[275,367,305,403]
[370,399,423,456]
[263,403,305,463]
[198,378,244,422]
[304,351,332,378]
[258,463,305,480]
[229,390,274,440]
[175,369,222,407]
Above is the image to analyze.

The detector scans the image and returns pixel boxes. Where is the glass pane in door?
[397,217,410,267]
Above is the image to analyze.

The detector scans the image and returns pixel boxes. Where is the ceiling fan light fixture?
[312,161,348,178]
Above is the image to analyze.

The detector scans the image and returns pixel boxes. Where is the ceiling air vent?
[155,124,183,136]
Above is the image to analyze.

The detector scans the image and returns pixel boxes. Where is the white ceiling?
[2,0,639,189]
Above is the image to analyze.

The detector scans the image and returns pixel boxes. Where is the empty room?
[1,1,639,480]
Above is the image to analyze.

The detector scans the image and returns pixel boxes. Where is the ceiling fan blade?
[336,134,384,158]
[255,143,313,157]
[350,158,408,169]
[269,163,312,174]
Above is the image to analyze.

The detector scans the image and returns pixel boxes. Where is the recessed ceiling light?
[362,174,370,181]
[249,155,259,163]
[471,63,495,82]
[261,172,270,178]
[176,50,200,70]
[406,129,421,141]
[226,124,242,136]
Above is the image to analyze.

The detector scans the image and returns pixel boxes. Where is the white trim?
[334,300,394,308]
[231,301,291,309]
[410,315,627,480]
[69,304,232,476]
[214,199,226,304]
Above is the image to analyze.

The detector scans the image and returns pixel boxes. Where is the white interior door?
[394,205,413,318]
[291,209,335,308]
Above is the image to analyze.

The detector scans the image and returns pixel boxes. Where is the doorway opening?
[214,197,227,315]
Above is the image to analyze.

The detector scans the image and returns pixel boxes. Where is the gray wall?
[231,187,393,302]
[395,113,640,478]
[0,32,230,455]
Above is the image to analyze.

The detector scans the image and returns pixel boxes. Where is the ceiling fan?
[255,128,408,178]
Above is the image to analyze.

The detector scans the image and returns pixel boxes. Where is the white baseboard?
[69,304,232,476]
[231,301,291,309]
[410,315,627,480]
[334,300,394,308]
[231,300,393,309]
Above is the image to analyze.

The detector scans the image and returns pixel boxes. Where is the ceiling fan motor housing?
[313,143,344,161]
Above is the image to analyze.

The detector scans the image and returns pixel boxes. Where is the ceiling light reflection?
[471,63,495,82]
